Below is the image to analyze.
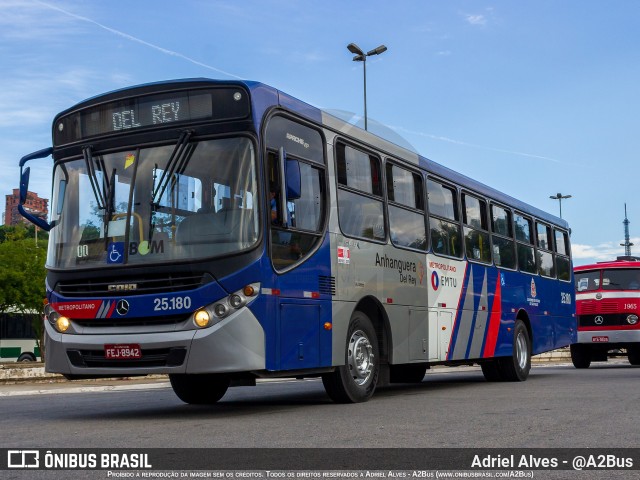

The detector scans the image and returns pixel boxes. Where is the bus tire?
[480,360,504,382]
[570,344,591,369]
[390,363,427,383]
[498,319,531,381]
[169,374,230,404]
[17,353,36,362]
[627,346,640,366]
[322,311,379,403]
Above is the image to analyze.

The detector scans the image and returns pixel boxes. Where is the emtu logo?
[431,271,440,291]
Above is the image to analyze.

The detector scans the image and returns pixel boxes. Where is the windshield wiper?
[103,168,116,239]
[83,146,106,210]
[151,130,195,206]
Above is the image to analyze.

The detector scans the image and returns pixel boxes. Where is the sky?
[1,0,640,266]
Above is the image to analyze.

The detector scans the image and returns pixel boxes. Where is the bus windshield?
[576,268,640,291]
[47,136,259,269]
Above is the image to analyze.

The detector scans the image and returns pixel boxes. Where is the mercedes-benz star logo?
[594,315,604,325]
[116,299,130,316]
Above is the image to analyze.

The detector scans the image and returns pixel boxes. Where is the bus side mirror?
[19,167,30,204]
[18,147,54,232]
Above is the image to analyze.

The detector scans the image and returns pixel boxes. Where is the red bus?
[572,257,640,368]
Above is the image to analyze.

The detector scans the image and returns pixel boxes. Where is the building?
[4,189,48,226]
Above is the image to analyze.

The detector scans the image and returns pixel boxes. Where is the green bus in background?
[0,309,41,362]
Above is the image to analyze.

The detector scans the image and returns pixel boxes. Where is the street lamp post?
[347,43,387,131]
[549,193,571,219]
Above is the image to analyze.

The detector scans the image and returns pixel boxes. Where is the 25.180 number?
[153,296,192,311]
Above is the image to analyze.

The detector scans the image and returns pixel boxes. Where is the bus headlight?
[194,310,211,328]
[192,283,260,328]
[44,304,72,333]
[627,314,638,325]
[56,316,71,333]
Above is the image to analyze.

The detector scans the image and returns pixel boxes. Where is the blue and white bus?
[18,78,575,403]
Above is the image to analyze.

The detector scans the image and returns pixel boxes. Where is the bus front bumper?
[577,329,640,344]
[44,308,266,376]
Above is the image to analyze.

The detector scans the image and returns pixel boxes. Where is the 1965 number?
[153,296,191,311]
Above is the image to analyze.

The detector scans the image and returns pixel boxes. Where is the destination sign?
[54,87,250,146]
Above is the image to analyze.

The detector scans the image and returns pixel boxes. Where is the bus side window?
[427,178,462,258]
[491,204,516,269]
[386,162,426,251]
[514,213,536,274]
[336,143,386,242]
[462,192,491,263]
[554,228,571,281]
[536,221,555,278]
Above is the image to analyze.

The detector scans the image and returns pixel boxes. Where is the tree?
[0,233,48,359]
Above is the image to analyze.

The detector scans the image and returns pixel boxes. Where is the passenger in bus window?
[270,185,279,223]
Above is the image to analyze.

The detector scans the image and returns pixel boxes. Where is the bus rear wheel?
[480,360,504,382]
[322,311,379,403]
[627,345,640,366]
[498,319,531,381]
[390,363,428,383]
[570,344,591,369]
[169,373,230,404]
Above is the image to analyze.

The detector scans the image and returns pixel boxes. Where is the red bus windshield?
[576,268,640,292]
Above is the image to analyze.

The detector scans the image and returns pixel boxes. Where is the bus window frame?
[426,175,464,260]
[461,189,492,265]
[489,202,518,272]
[514,211,538,276]
[384,158,428,253]
[535,220,556,278]
[263,112,329,273]
[334,139,387,245]
[553,227,572,282]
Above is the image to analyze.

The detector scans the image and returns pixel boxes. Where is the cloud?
[388,125,568,165]
[465,14,487,26]
[33,0,244,80]
[571,238,640,265]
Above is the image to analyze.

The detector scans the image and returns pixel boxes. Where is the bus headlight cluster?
[627,314,638,325]
[192,283,260,328]
[44,303,71,333]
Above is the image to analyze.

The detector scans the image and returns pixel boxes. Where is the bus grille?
[600,302,618,313]
[319,275,336,296]
[578,300,625,315]
[66,347,187,368]
[74,314,188,328]
[578,314,637,328]
[55,273,213,297]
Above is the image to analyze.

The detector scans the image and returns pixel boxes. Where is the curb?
[1,349,572,384]
[0,362,167,385]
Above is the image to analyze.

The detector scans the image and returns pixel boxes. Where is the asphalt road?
[2,360,639,479]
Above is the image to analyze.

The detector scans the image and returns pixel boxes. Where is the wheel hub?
[348,329,374,385]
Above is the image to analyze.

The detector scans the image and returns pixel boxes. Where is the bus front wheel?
[169,373,230,404]
[570,344,592,369]
[322,311,379,403]
[627,345,640,366]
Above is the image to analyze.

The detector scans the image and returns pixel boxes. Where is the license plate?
[104,344,142,359]
[592,336,609,343]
